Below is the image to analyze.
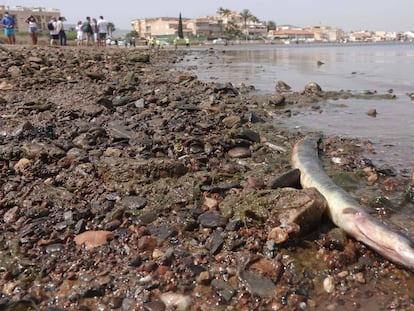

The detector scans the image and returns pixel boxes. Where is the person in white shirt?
[97,16,108,47]
[76,21,85,46]
[25,15,38,45]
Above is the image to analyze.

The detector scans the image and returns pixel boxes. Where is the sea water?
[180,42,414,173]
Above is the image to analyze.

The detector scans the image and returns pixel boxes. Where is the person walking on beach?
[173,37,178,50]
[97,16,108,47]
[92,18,99,45]
[1,12,16,44]
[56,17,67,46]
[82,17,94,46]
[48,17,59,46]
[25,15,38,45]
[76,20,85,46]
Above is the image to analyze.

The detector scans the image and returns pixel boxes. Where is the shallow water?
[180,42,414,172]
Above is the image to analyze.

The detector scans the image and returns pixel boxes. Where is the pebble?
[227,146,251,158]
[73,230,113,250]
[160,292,192,311]
[323,276,335,293]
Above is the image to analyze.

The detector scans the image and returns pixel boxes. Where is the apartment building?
[131,13,268,38]
[131,17,192,38]
[0,5,60,32]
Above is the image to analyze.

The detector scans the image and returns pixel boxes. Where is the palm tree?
[107,22,115,37]
[240,9,253,41]
[217,7,232,22]
[267,20,277,31]
[225,21,242,38]
[217,7,232,36]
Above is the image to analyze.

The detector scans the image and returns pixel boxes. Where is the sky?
[2,0,414,32]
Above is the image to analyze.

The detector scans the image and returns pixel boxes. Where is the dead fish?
[291,134,414,270]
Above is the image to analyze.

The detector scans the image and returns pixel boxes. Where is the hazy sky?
[3,0,414,31]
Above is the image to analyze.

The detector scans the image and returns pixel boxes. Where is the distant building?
[131,12,268,39]
[306,25,344,42]
[268,28,315,43]
[349,31,372,42]
[186,16,221,37]
[0,5,60,32]
[131,17,192,38]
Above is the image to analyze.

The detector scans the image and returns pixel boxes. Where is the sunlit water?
[179,42,414,173]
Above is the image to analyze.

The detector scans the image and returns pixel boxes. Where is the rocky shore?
[0,45,413,310]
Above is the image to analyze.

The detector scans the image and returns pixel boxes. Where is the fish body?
[292,134,414,270]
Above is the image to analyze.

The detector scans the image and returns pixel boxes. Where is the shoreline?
[0,46,413,310]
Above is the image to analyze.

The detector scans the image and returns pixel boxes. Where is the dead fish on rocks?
[292,134,414,270]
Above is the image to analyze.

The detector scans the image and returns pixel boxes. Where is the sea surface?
[179,42,414,174]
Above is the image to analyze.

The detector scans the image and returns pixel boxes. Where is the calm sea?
[180,42,414,174]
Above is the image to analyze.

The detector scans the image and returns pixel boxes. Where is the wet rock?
[376,164,396,176]
[268,93,286,106]
[213,82,238,96]
[239,269,276,298]
[366,108,377,117]
[276,80,292,92]
[323,227,348,251]
[246,111,265,123]
[304,82,322,94]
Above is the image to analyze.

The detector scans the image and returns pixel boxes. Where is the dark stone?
[323,227,348,251]
[268,168,301,189]
[205,230,224,255]
[198,211,227,228]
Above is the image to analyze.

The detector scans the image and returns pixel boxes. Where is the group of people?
[76,16,109,47]
[1,12,109,47]
[47,16,67,46]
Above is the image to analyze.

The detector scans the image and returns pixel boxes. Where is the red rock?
[74,230,113,250]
